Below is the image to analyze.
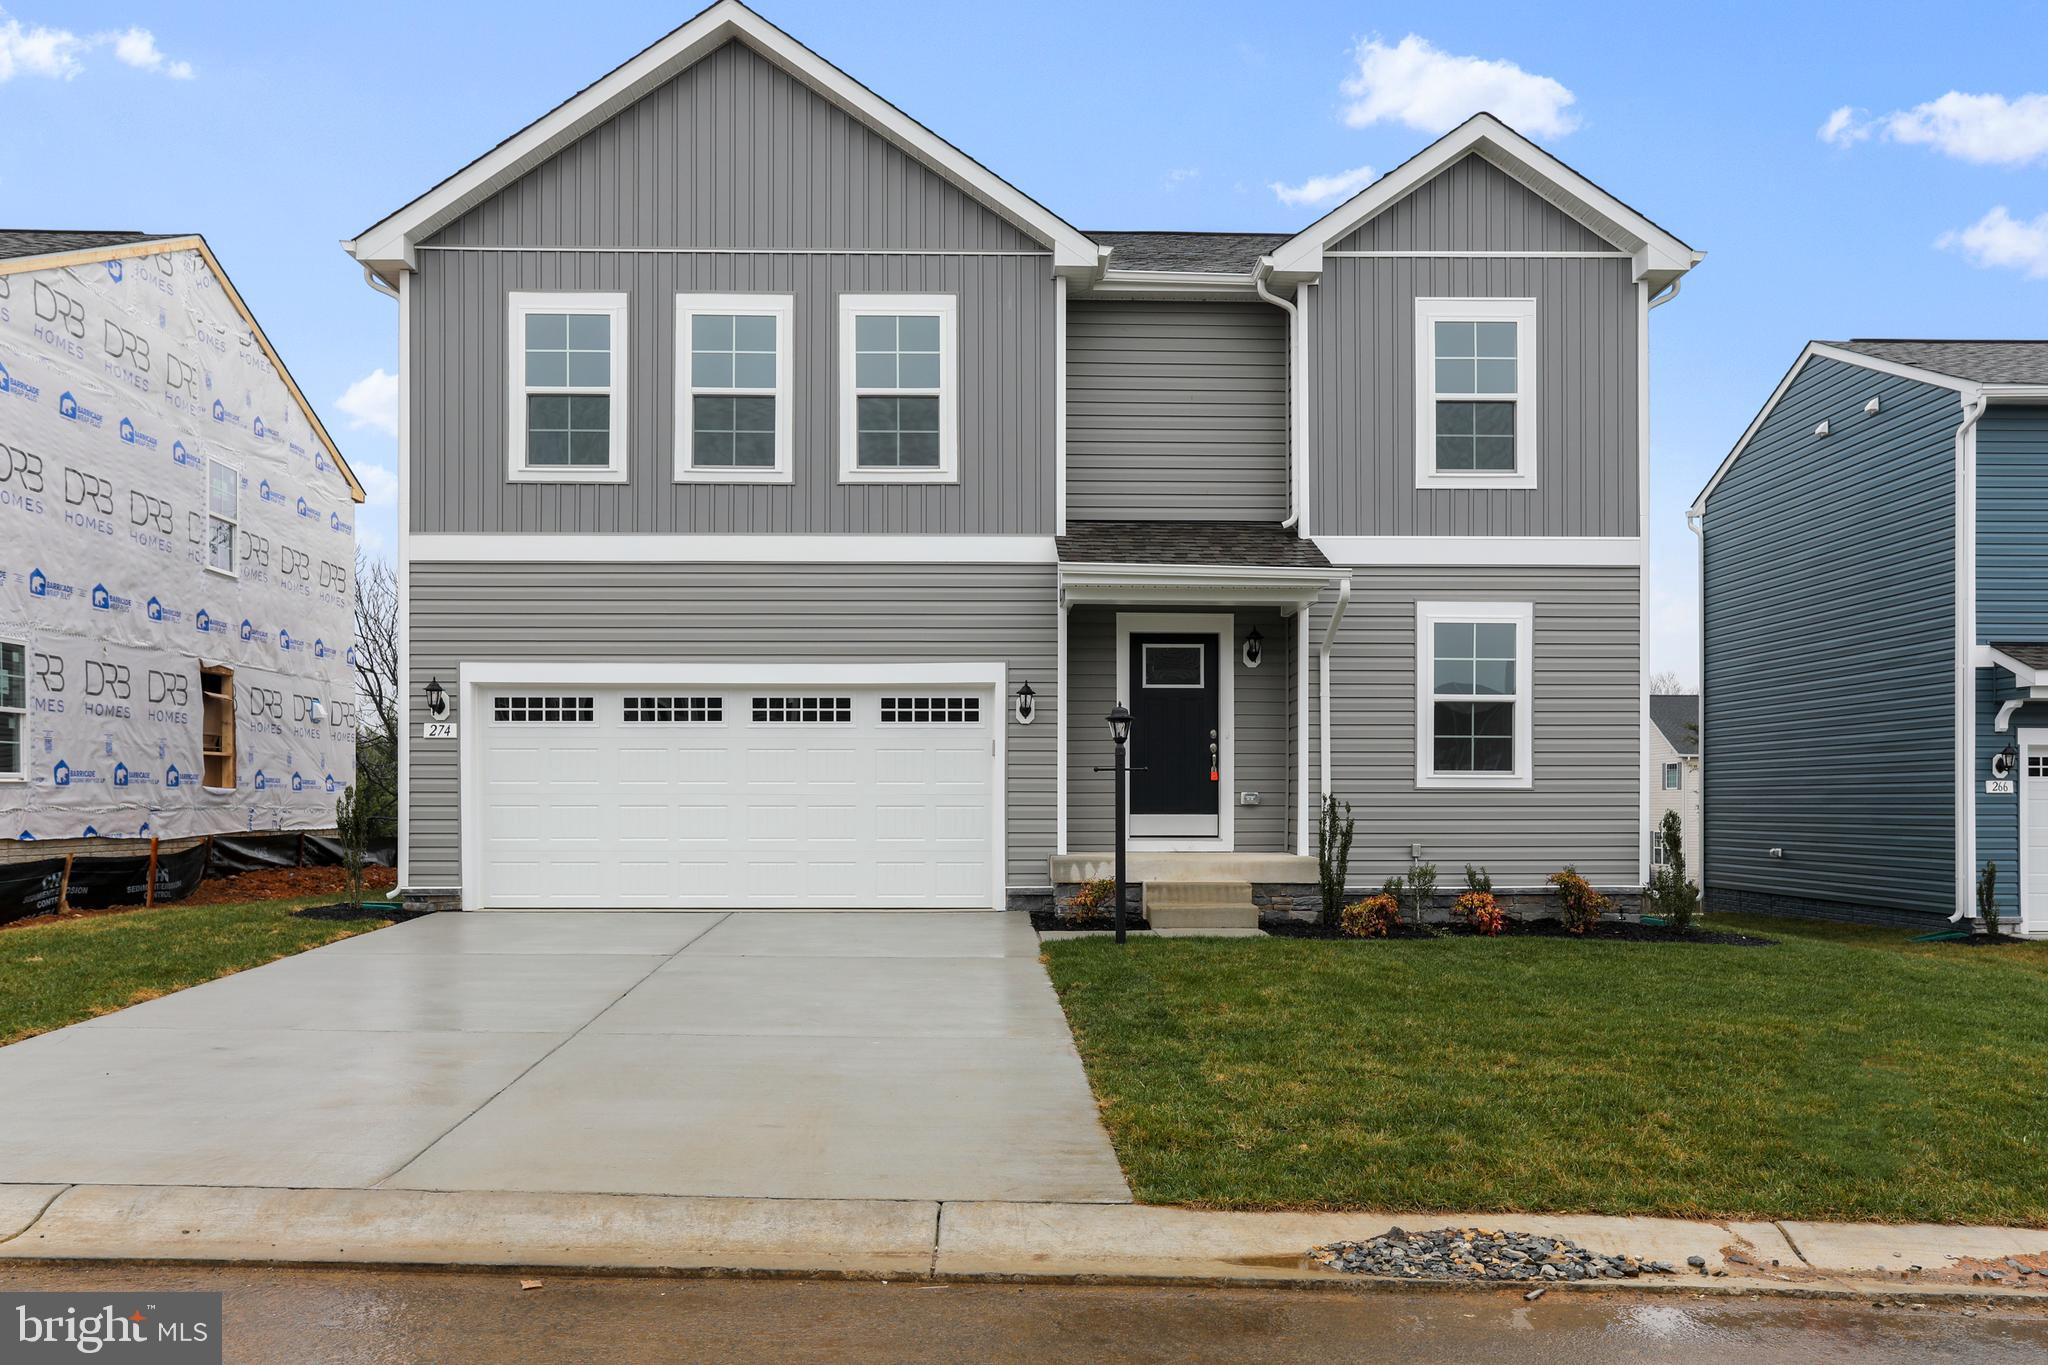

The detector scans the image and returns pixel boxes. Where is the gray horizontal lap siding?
[1307,255,1638,537]
[1064,606,1295,855]
[1702,357,1959,916]
[1066,301,1289,521]
[406,562,1057,892]
[1306,567,1641,888]
[411,37,1055,535]
[1334,154,1618,253]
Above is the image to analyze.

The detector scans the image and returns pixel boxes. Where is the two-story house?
[346,1,1699,917]
[1695,340,2048,932]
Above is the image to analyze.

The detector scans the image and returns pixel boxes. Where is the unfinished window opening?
[201,666,236,789]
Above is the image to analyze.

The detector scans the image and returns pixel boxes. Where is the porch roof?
[1056,521,1342,609]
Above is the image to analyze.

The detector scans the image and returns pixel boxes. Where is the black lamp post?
[1108,702,1132,944]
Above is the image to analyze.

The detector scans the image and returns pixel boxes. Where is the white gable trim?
[1265,114,1699,287]
[344,0,1099,280]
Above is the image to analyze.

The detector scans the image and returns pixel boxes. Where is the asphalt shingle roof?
[1828,340,2048,386]
[1650,694,1699,755]
[1090,231,1292,274]
[1993,643,2048,671]
[0,230,184,262]
[1057,521,1332,570]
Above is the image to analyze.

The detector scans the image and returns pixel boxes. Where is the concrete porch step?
[1143,881,1259,931]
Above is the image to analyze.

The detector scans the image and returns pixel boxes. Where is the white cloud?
[0,13,192,83]
[1268,164,1377,208]
[350,462,398,559]
[104,26,192,79]
[1340,34,1578,139]
[1938,206,2048,280]
[335,368,400,438]
[354,462,398,507]
[1160,167,1200,190]
[1821,92,2048,167]
[1817,105,1872,147]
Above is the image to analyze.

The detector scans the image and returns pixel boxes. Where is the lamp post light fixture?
[1014,680,1036,725]
[1242,626,1264,669]
[424,677,449,722]
[1107,701,1132,943]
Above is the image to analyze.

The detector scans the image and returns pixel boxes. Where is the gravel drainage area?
[1312,1227,1681,1283]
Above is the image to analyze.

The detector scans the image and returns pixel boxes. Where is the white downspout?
[1689,509,1706,902]
[1319,575,1352,797]
[1953,391,1990,920]
[1253,258,1301,530]
[1647,277,1682,311]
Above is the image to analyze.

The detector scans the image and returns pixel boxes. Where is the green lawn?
[1041,915,2048,1225]
[0,899,394,1045]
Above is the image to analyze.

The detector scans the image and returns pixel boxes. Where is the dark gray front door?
[1128,633,1220,837]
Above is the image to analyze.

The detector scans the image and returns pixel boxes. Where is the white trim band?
[1313,536,1645,567]
[408,533,1060,564]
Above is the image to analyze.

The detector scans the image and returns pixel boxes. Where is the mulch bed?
[1261,914,1775,946]
[1030,910,1153,933]
[294,901,427,923]
[1,865,401,933]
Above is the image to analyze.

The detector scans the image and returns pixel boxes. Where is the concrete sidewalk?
[6,1183,2047,1302]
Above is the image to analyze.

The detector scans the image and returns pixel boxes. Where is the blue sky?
[8,1,2048,684]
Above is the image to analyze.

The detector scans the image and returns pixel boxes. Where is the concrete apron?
[7,1184,2048,1304]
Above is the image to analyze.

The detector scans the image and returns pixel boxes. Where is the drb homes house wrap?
[347,1,1700,914]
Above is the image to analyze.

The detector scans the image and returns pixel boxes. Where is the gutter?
[360,264,399,301]
[1318,575,1352,798]
[1953,390,1991,921]
[1253,257,1302,531]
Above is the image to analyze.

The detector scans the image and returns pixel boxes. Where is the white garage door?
[473,685,996,909]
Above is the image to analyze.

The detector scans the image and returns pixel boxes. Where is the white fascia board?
[345,0,1099,279]
[408,533,1058,564]
[1266,113,1699,284]
[1079,270,1262,298]
[1058,563,1342,609]
[1313,536,1645,567]
[1689,342,1979,517]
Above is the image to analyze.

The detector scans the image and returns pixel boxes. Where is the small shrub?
[1065,878,1117,925]
[1979,861,2001,938]
[1644,811,1701,931]
[1454,890,1505,936]
[1317,796,1356,929]
[1404,859,1439,921]
[1340,894,1402,939]
[1548,866,1613,935]
[1464,864,1493,895]
[336,785,369,911]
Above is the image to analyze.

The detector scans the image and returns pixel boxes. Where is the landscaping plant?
[1548,866,1612,934]
[1340,893,1402,939]
[335,784,370,912]
[1065,878,1117,925]
[1454,890,1505,936]
[1644,811,1700,931]
[1317,795,1356,930]
[1403,858,1439,923]
[1464,864,1492,895]
[1979,860,2001,938]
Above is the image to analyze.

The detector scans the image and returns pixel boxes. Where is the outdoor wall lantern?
[1014,680,1036,725]
[425,677,449,722]
[1995,741,2021,780]
[1242,627,1264,669]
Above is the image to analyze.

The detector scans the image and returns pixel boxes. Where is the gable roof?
[1650,694,1698,755]
[0,233,364,504]
[1089,232,1292,275]
[1264,113,1700,289]
[345,0,1100,282]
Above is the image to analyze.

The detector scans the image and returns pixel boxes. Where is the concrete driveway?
[0,912,1130,1204]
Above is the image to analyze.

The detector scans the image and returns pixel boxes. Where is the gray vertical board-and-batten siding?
[1063,606,1295,854]
[1308,155,1638,538]
[405,562,1058,892]
[1701,356,1960,917]
[1304,567,1641,889]
[411,38,1055,535]
[1065,301,1289,521]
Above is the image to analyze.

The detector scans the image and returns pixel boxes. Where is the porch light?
[425,677,449,721]
[1014,681,1037,725]
[1996,741,2020,780]
[1107,702,1131,747]
[1242,627,1264,669]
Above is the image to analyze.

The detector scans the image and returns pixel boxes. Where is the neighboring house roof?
[1650,694,1699,755]
[1264,113,1701,289]
[0,229,184,261]
[0,232,365,504]
[1694,339,2048,516]
[1825,340,2048,386]
[1090,232,1292,275]
[345,0,1102,281]
[1057,521,1332,570]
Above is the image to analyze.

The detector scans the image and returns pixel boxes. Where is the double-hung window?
[1414,297,1537,490]
[675,294,793,483]
[1416,601,1533,788]
[1662,761,1683,791]
[206,457,239,577]
[0,636,25,781]
[839,293,957,483]
[509,291,629,483]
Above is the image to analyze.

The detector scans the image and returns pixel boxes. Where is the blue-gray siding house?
[1694,340,2048,930]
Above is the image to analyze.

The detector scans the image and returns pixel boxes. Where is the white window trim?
[837,292,958,485]
[674,292,794,485]
[1662,761,1682,790]
[0,633,25,781]
[1414,296,1539,491]
[1415,600,1534,790]
[205,456,240,579]
[507,290,630,485]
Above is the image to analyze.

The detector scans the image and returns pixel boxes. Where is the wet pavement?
[5,1264,2048,1363]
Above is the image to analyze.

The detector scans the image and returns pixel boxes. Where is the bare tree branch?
[353,553,399,740]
